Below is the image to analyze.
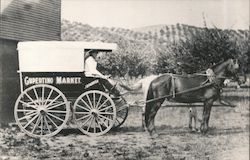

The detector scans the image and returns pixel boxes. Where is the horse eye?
[233,59,238,64]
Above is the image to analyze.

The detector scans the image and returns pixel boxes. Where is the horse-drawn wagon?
[14,41,129,138]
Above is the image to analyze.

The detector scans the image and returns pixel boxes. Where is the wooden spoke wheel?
[73,90,116,136]
[14,84,70,138]
[112,97,129,129]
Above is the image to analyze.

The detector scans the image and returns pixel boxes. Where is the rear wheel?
[73,90,116,136]
[14,84,70,138]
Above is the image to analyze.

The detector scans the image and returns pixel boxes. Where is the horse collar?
[206,68,215,83]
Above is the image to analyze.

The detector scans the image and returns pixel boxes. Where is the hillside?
[61,20,249,45]
[61,20,249,76]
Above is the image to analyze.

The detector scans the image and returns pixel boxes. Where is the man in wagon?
[84,50,121,99]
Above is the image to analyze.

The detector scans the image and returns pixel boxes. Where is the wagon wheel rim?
[112,97,129,129]
[14,84,69,138]
[73,90,116,136]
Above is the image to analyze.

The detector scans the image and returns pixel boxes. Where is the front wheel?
[112,97,129,129]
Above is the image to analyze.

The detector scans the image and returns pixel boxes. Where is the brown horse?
[144,59,239,137]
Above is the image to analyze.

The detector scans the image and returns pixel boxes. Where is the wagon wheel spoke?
[97,99,109,110]
[40,115,44,135]
[47,102,67,110]
[16,109,36,112]
[74,111,90,115]
[19,100,37,110]
[93,93,96,109]
[33,88,40,104]
[32,115,41,134]
[47,110,68,114]
[117,105,128,112]
[96,117,103,132]
[75,114,91,122]
[46,114,58,129]
[86,94,94,109]
[23,114,39,129]
[76,104,90,112]
[41,86,45,106]
[99,105,114,112]
[46,112,65,122]
[97,115,109,128]
[86,117,94,132]
[99,112,114,115]
[80,116,92,128]
[46,94,61,107]
[95,94,103,109]
[44,88,54,106]
[115,118,121,125]
[44,115,51,134]
[80,99,92,111]
[98,114,113,122]
[24,93,39,106]
[93,117,96,133]
[18,112,37,121]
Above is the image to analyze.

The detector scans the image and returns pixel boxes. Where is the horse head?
[226,58,240,82]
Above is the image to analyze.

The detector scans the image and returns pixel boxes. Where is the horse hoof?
[189,125,192,130]
[191,128,197,132]
[150,132,159,138]
[200,128,208,134]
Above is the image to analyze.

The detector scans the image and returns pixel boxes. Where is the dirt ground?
[0,87,249,160]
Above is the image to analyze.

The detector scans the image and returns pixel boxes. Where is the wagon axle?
[90,109,99,117]
[38,107,47,116]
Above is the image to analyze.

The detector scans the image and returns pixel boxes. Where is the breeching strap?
[170,74,176,98]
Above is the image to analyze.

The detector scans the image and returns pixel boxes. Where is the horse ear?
[235,59,239,69]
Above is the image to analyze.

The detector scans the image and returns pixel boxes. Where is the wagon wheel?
[112,97,129,129]
[73,90,116,136]
[14,84,70,138]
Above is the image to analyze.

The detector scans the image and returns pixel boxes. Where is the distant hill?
[61,20,249,46]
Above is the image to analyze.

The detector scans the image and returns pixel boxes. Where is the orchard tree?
[175,27,242,73]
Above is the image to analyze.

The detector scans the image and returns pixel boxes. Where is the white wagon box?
[14,41,128,138]
[17,41,117,72]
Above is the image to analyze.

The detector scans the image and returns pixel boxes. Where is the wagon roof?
[17,41,117,51]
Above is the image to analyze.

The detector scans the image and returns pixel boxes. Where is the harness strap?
[171,74,176,98]
[146,82,214,103]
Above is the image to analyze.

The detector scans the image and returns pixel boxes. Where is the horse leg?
[193,107,198,131]
[206,103,213,128]
[200,99,213,133]
[188,108,193,130]
[194,113,199,131]
[141,106,146,130]
[144,102,162,137]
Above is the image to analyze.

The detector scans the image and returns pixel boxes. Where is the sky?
[62,0,249,30]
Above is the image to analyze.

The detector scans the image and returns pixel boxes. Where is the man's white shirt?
[85,56,105,78]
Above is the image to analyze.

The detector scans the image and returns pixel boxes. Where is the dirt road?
[0,88,249,160]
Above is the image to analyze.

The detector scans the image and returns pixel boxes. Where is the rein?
[194,73,228,79]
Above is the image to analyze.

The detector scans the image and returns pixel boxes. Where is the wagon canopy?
[17,41,117,72]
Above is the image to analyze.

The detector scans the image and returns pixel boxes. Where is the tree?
[175,27,242,73]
